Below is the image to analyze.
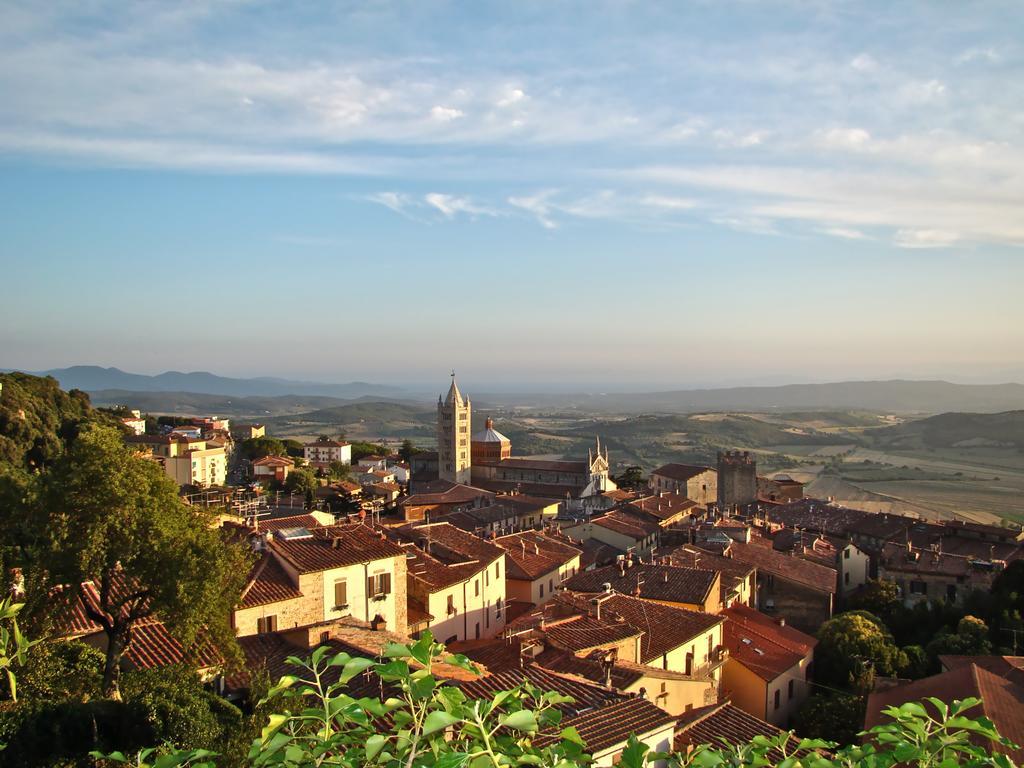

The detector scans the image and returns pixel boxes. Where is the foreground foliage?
[88,633,1020,768]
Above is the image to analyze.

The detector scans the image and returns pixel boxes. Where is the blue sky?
[1,1,1022,390]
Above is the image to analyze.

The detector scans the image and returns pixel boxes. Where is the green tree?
[282,439,305,458]
[32,424,251,699]
[11,639,103,702]
[792,692,866,745]
[844,579,901,620]
[927,615,993,661]
[237,436,287,461]
[0,372,95,473]
[399,439,416,463]
[615,465,646,489]
[327,460,352,481]
[899,644,931,679]
[284,467,318,497]
[816,610,908,689]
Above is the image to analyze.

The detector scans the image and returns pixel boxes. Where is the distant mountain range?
[9,366,1024,415]
[17,366,407,400]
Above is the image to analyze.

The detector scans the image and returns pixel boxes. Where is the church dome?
[472,418,510,444]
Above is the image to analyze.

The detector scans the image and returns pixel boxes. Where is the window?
[496,562,500,578]
[707,634,713,661]
[788,680,795,700]
[844,572,850,585]
[334,579,348,608]
[549,578,554,593]
[496,597,503,619]
[485,603,490,628]
[843,549,850,560]
[474,580,480,597]
[485,571,489,586]
[539,583,545,598]
[447,595,456,615]
[910,580,928,596]
[474,622,480,639]
[774,690,781,710]
[257,615,278,634]
[367,572,392,599]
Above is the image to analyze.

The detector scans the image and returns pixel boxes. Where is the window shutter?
[367,575,375,597]
[335,580,347,606]
[382,572,392,594]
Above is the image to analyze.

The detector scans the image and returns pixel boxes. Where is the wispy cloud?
[893,229,960,249]
[423,193,497,218]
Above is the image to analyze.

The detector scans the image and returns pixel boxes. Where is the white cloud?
[496,87,525,107]
[638,194,698,211]
[430,105,464,122]
[850,53,878,72]
[820,226,870,240]
[955,47,999,65]
[423,193,496,218]
[508,191,558,229]
[819,127,871,149]
[899,79,947,105]
[365,191,414,214]
[713,129,767,148]
[893,229,960,249]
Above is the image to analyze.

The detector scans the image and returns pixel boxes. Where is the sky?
[1,1,1022,391]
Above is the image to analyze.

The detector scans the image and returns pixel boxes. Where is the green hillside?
[873,411,1024,450]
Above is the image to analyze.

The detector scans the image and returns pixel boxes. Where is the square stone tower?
[437,373,472,484]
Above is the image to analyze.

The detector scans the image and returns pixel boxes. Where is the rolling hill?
[872,411,1024,450]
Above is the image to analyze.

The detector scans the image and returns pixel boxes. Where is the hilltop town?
[3,370,1023,765]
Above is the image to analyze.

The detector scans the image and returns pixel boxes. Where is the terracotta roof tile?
[495,531,582,580]
[535,698,676,754]
[456,666,625,715]
[704,537,835,593]
[865,664,1024,763]
[675,702,808,759]
[563,564,718,607]
[240,553,303,609]
[271,523,404,573]
[592,510,661,539]
[722,604,816,681]
[651,463,714,483]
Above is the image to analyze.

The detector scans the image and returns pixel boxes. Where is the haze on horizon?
[1,1,1022,390]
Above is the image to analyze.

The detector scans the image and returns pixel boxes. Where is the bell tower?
[437,371,472,484]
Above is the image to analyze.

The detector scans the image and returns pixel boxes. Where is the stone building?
[717,451,757,509]
[649,463,718,506]
[437,374,472,484]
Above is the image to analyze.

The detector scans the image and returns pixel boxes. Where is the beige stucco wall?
[418,557,507,644]
[840,543,871,594]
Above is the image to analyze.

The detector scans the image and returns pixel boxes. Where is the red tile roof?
[124,622,223,671]
[707,536,836,593]
[563,564,718,607]
[252,455,294,467]
[651,463,714,482]
[722,604,816,681]
[592,510,661,539]
[542,614,644,654]
[586,594,723,665]
[675,702,807,758]
[401,480,495,507]
[626,494,698,522]
[271,523,404,573]
[535,697,676,754]
[456,665,625,715]
[495,531,582,580]
[865,664,1024,763]
[939,655,1024,686]
[240,553,303,609]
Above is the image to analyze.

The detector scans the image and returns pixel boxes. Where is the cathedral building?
[437,374,471,484]
[471,418,511,463]
[433,375,616,506]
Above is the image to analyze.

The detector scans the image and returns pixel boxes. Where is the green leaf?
[365,734,387,761]
[500,709,539,732]
[422,710,461,736]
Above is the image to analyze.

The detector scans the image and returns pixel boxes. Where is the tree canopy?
[29,424,251,698]
[816,610,909,689]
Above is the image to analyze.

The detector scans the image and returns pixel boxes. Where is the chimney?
[662,571,669,583]
[602,582,612,593]
[589,597,602,620]
[776,617,786,627]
